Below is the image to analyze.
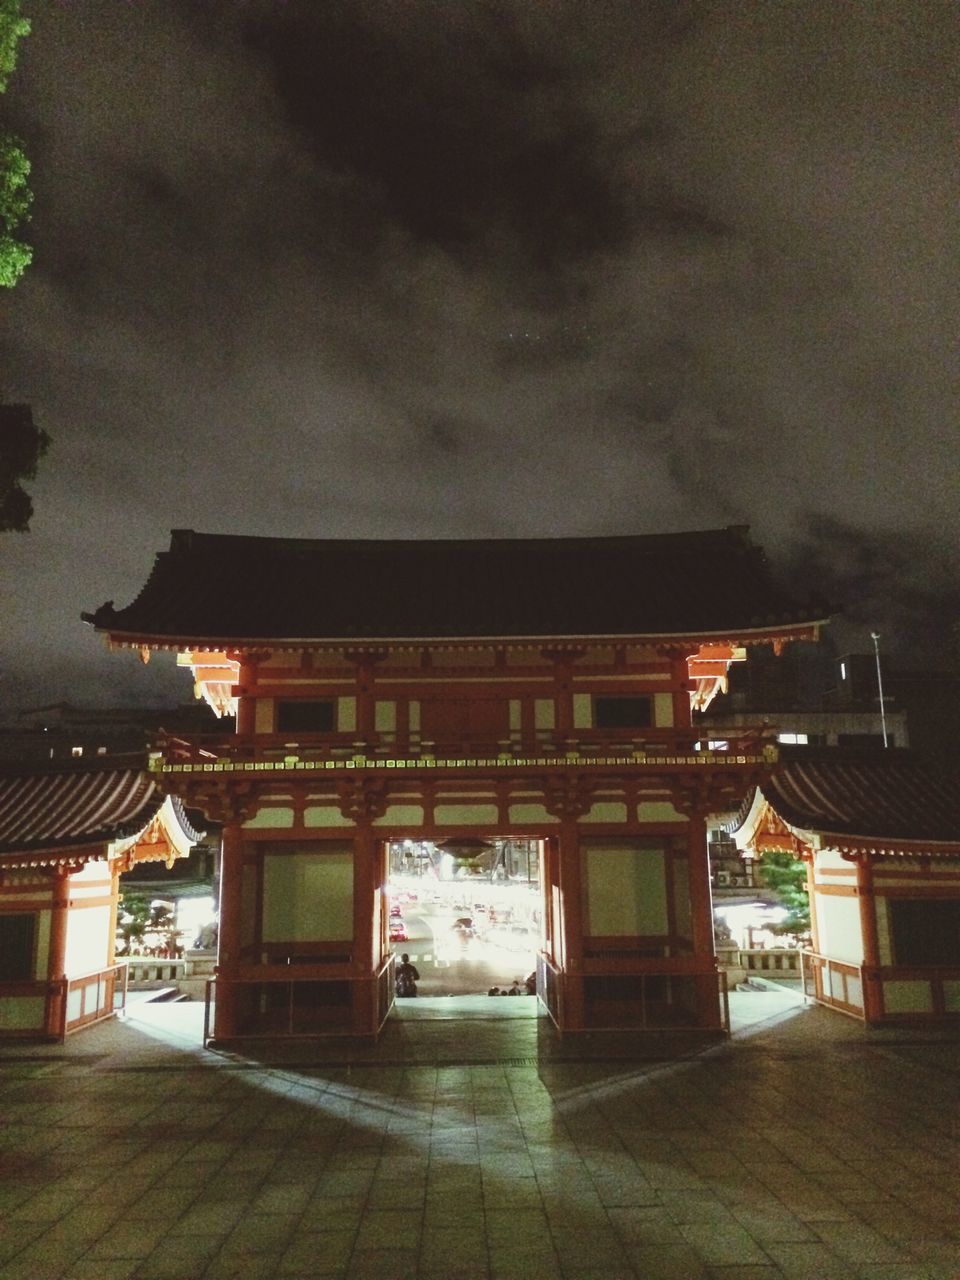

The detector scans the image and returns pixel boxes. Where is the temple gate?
[85,526,827,1042]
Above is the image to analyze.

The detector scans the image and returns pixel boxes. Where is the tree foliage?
[0,0,31,287]
[0,0,29,90]
[0,403,49,530]
[758,851,811,937]
[116,893,180,957]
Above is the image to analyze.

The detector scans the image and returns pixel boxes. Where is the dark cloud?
[781,518,960,667]
[1,0,957,710]
[243,0,649,269]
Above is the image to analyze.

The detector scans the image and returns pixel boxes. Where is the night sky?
[3,0,957,712]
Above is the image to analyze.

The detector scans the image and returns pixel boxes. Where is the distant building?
[703,638,960,753]
[701,641,906,747]
[875,667,960,756]
[0,701,228,766]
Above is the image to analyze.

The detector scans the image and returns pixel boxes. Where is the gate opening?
[386,837,543,1004]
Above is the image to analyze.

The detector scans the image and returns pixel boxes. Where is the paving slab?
[1,1000,959,1279]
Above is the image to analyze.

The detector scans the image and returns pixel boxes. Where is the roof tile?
[86,526,828,645]
[0,761,199,854]
[758,749,960,845]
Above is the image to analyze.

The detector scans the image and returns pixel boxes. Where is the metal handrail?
[203,976,216,1047]
[375,953,396,1033]
[202,961,400,1046]
[537,955,729,1036]
[200,960,728,1042]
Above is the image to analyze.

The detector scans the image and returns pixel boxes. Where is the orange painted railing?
[57,961,129,1041]
[537,952,562,1027]
[802,951,960,1023]
[800,950,865,1019]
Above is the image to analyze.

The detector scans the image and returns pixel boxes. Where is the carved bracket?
[671,775,749,819]
[182,779,259,826]
[337,778,389,824]
[543,774,595,819]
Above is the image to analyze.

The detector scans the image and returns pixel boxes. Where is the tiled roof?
[84,526,828,646]
[742,749,960,846]
[0,759,201,855]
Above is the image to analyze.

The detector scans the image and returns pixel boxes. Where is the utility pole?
[870,632,889,748]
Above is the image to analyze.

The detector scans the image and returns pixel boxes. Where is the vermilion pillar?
[352,826,378,1035]
[46,869,70,1038]
[557,816,584,1030]
[107,866,121,965]
[214,822,244,1040]
[686,810,722,1030]
[671,650,693,735]
[856,855,883,1022]
[235,654,258,735]
[346,653,381,746]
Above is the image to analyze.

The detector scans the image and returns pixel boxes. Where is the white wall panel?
[815,893,863,965]
[64,905,111,976]
[262,846,354,942]
[584,842,667,936]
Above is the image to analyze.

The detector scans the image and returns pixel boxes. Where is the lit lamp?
[435,837,495,867]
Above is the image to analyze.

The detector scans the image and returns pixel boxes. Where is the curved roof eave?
[0,837,116,863]
[163,794,206,853]
[95,618,829,652]
[814,832,960,859]
[727,786,768,847]
[727,757,960,860]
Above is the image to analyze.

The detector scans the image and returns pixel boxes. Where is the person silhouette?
[396,953,420,998]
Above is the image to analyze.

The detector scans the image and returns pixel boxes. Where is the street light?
[870,631,889,748]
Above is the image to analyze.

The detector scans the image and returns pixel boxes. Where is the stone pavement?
[1,997,959,1280]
